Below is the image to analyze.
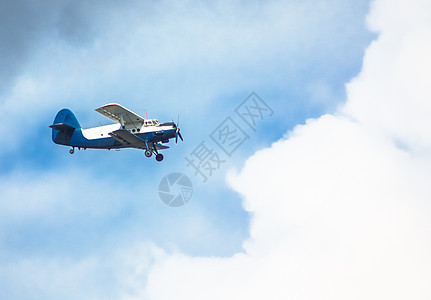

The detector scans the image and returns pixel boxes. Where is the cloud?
[343,0,431,154]
[0,0,372,152]
[0,167,170,299]
[0,169,125,223]
[0,0,118,95]
[144,117,431,299]
[0,0,52,94]
[0,241,164,300]
[138,0,431,299]
[0,1,381,299]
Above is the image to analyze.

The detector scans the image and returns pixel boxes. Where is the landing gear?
[144,143,164,161]
[69,148,75,154]
[144,149,152,157]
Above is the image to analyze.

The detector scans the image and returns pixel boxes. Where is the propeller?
[175,116,183,144]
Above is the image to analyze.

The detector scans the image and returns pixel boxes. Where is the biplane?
[50,103,183,162]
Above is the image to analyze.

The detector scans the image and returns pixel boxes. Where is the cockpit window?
[143,120,159,126]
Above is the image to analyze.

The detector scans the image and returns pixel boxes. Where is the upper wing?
[96,103,146,126]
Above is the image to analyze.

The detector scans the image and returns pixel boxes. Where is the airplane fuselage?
[56,123,177,150]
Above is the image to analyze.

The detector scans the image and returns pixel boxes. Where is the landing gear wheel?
[155,154,164,162]
[144,150,152,157]
[69,148,75,154]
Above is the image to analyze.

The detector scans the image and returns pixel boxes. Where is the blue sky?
[7,0,429,298]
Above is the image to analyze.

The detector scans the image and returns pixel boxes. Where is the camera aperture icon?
[158,173,193,207]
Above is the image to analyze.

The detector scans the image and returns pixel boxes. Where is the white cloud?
[0,241,164,300]
[343,0,431,154]
[137,0,431,299]
[143,116,431,299]
[0,169,127,224]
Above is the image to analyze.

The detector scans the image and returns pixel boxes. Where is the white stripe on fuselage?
[81,123,174,140]
[82,124,120,140]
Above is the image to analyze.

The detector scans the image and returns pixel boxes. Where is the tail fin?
[50,109,81,145]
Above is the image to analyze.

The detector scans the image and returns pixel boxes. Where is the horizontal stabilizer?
[49,123,76,131]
